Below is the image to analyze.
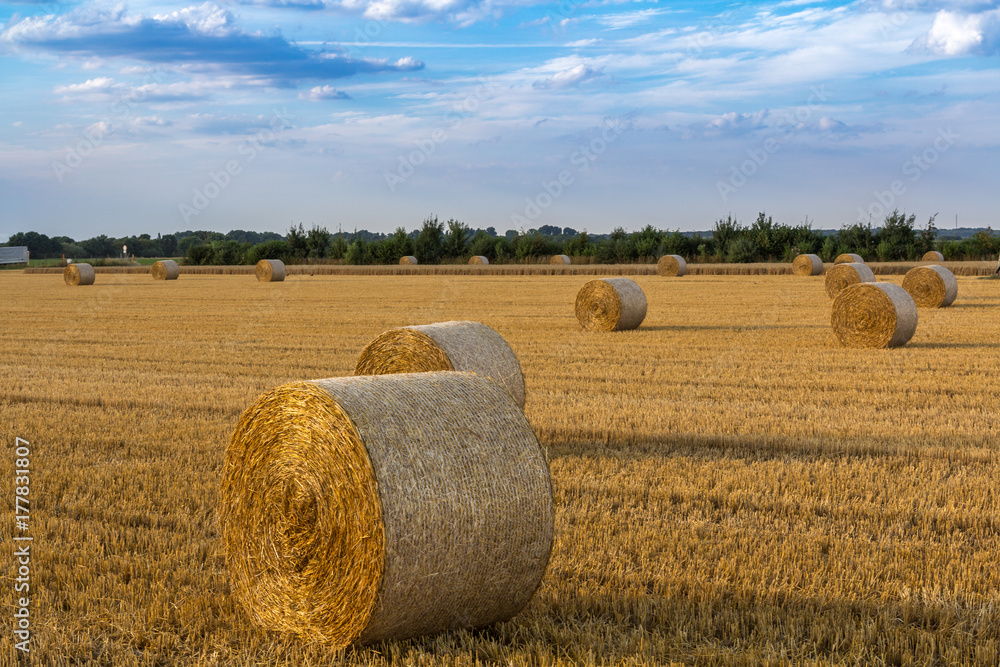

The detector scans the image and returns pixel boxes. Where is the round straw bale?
[902,265,957,308]
[255,259,285,282]
[550,254,571,265]
[150,259,179,280]
[63,263,95,286]
[354,321,525,408]
[825,262,876,300]
[922,250,944,262]
[468,255,489,265]
[575,277,647,331]
[399,255,418,265]
[834,253,864,264]
[792,253,823,276]
[220,371,553,647]
[831,282,917,348]
[656,255,687,277]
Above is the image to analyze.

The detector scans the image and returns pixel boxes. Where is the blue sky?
[1,0,997,238]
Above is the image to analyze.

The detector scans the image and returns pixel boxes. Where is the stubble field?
[2,270,999,666]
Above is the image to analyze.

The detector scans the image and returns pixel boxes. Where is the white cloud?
[53,77,116,95]
[591,8,671,29]
[299,85,352,100]
[909,8,1000,55]
[533,64,604,89]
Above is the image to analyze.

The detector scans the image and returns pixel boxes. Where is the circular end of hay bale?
[255,259,285,282]
[354,321,525,408]
[824,262,875,300]
[831,282,917,348]
[550,254,571,265]
[922,250,944,262]
[399,256,418,265]
[834,253,864,265]
[150,259,179,280]
[902,265,957,308]
[468,255,489,265]
[792,254,823,276]
[64,263,95,286]
[575,277,647,331]
[656,255,687,277]
[221,372,553,646]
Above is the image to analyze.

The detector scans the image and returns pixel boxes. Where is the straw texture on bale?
[150,259,179,280]
[255,259,285,282]
[656,255,687,277]
[354,320,525,408]
[550,254,571,265]
[825,262,876,300]
[220,371,554,647]
[792,254,823,276]
[835,253,864,264]
[922,250,945,262]
[831,282,917,348]
[902,265,958,308]
[575,277,647,331]
[468,255,489,265]
[399,256,418,265]
[63,263,95,286]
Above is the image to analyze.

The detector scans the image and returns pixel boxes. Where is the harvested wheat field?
[2,270,1000,666]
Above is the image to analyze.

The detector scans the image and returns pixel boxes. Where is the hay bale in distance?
[575,277,647,331]
[922,250,944,262]
[902,265,958,308]
[656,255,687,277]
[150,259,179,281]
[354,321,525,408]
[825,262,876,300]
[64,263,95,286]
[220,371,554,647]
[468,255,489,265]
[399,256,418,265]
[834,253,864,264]
[255,259,285,282]
[792,254,823,276]
[831,282,917,348]
[550,254,571,265]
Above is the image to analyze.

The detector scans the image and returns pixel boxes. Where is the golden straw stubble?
[220,372,553,647]
[824,262,876,300]
[656,255,686,277]
[63,263,95,286]
[792,254,823,276]
[575,277,647,331]
[150,260,179,280]
[902,265,958,308]
[831,282,917,348]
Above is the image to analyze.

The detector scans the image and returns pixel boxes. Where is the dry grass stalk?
[922,251,945,262]
[575,277,647,331]
[792,254,823,276]
[354,320,525,407]
[831,282,917,348]
[150,260,180,281]
[399,256,418,265]
[63,263,95,286]
[835,253,864,264]
[255,259,286,282]
[220,371,554,647]
[468,256,489,265]
[551,255,571,265]
[902,265,958,308]
[825,262,876,300]
[656,255,687,277]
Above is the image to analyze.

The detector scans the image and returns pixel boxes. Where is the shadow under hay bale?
[255,259,285,282]
[220,372,553,647]
[835,253,864,265]
[550,254,571,265]
[792,254,823,276]
[825,262,875,300]
[656,255,687,277]
[902,265,957,308]
[831,282,917,348]
[354,320,526,408]
[575,277,647,331]
[64,263,95,286]
[150,260,179,281]
[399,256,418,265]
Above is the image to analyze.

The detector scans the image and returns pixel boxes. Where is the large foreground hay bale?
[922,250,944,262]
[64,263,95,286]
[575,277,647,331]
[220,371,554,647]
[831,282,917,348]
[399,256,418,265]
[150,259,179,281]
[255,259,285,282]
[792,254,823,276]
[825,262,876,300]
[835,253,864,264]
[902,265,958,308]
[468,255,489,265]
[550,254,571,265]
[656,255,687,277]
[354,320,525,408]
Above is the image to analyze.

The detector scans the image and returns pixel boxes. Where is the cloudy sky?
[1,0,997,239]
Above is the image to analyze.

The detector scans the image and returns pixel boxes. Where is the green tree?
[414,216,445,263]
[444,219,470,259]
